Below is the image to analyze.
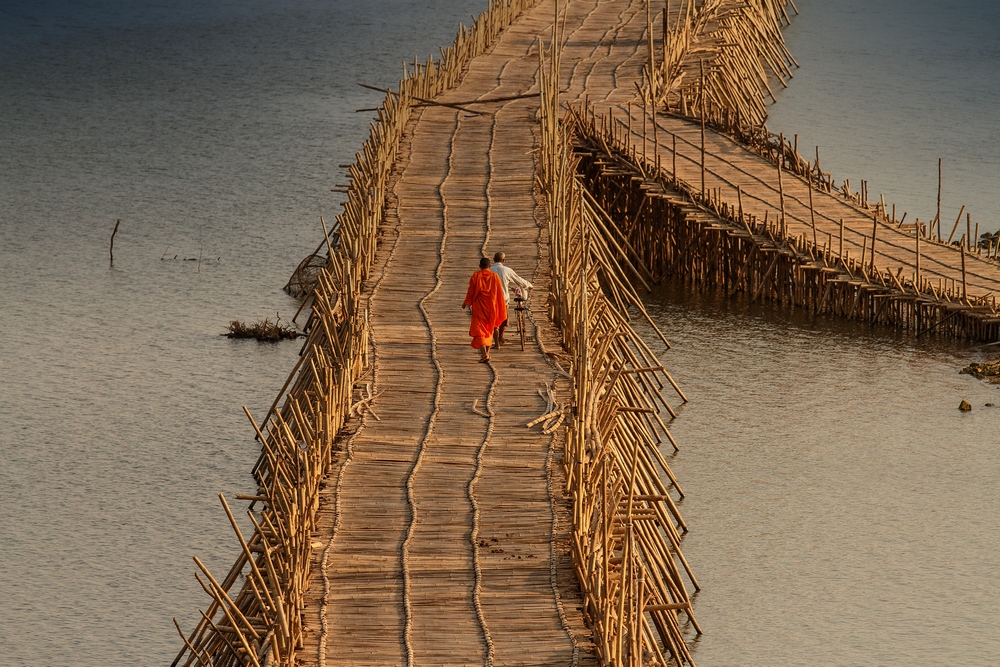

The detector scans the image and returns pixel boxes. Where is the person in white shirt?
[489,251,533,347]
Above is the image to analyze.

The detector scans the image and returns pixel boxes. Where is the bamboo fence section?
[652,0,999,265]
[649,0,797,129]
[172,2,541,665]
[538,27,700,667]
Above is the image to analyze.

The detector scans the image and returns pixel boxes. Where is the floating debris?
[960,357,1000,382]
[959,400,972,412]
[224,316,301,342]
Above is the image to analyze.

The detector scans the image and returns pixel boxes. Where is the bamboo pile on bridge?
[539,26,701,667]
[643,0,832,191]
[172,2,541,665]
[643,0,797,129]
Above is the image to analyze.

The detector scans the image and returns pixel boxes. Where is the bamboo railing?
[578,105,1000,341]
[172,2,540,665]
[538,23,701,667]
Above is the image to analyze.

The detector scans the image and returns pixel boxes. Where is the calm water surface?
[1,0,997,665]
[645,284,999,666]
[769,0,1000,237]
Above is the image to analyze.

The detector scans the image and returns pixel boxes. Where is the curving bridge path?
[300,1,669,664]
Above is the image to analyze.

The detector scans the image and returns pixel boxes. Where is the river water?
[645,283,999,666]
[0,1,996,665]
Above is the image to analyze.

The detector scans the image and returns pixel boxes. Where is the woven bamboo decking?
[300,2,629,664]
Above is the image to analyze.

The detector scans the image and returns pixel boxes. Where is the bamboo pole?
[870,213,877,273]
[647,0,658,164]
[672,131,677,181]
[109,219,121,268]
[936,158,942,239]
[946,205,966,245]
[777,133,786,235]
[700,60,706,196]
[961,244,968,302]
[808,179,816,246]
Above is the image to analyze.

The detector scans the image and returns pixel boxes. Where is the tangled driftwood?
[224,316,301,342]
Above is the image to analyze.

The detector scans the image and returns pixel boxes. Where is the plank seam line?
[530,159,582,667]
[564,0,610,91]
[317,109,419,667]
[464,62,522,667]
[401,107,458,667]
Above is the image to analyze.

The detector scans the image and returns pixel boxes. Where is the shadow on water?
[640,278,1000,666]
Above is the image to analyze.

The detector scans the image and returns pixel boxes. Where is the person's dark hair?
[479,257,491,270]
[493,251,505,263]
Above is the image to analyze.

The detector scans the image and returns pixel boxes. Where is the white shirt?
[490,262,533,305]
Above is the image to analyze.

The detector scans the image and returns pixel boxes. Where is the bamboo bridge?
[173,1,1000,666]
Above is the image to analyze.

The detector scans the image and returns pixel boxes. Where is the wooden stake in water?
[839,218,844,260]
[109,218,121,267]
[777,133,786,235]
[915,220,921,292]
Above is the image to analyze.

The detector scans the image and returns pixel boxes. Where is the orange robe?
[463,268,506,349]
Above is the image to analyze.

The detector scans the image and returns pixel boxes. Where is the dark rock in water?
[961,357,1000,383]
[959,400,972,412]
[986,403,995,407]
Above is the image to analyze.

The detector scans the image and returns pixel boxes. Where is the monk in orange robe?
[463,257,507,362]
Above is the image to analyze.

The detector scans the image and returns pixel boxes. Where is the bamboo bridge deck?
[299,2,698,664]
[174,1,1000,666]
[305,0,1000,663]
[302,4,609,665]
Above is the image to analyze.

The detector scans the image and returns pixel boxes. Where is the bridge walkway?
[299,1,657,665]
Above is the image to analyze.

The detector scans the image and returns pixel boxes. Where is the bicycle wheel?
[518,307,526,350]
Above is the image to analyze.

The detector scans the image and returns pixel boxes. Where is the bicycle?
[512,288,528,351]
